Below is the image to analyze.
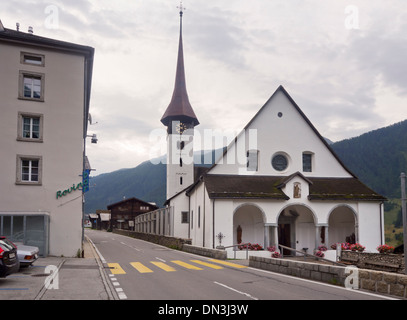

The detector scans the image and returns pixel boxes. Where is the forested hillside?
[331,120,407,199]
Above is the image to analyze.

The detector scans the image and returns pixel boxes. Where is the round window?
[272,154,288,171]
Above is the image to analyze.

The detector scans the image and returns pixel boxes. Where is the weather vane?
[177,1,185,16]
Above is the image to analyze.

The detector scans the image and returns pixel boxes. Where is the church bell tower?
[161,4,199,200]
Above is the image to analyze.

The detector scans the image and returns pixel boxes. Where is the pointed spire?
[161,3,199,128]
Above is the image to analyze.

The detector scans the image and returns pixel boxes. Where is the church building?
[160,7,387,258]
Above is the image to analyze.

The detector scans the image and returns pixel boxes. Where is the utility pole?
[401,173,407,275]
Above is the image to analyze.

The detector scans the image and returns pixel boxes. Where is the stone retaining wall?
[112,229,226,259]
[249,256,407,298]
[340,251,405,274]
[182,244,227,260]
[113,229,191,250]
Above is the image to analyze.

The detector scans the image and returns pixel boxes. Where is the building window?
[191,210,193,229]
[181,211,189,224]
[198,206,201,228]
[16,155,42,185]
[272,153,288,172]
[180,177,183,185]
[17,112,43,142]
[19,71,45,101]
[246,150,259,171]
[302,152,313,172]
[21,52,45,67]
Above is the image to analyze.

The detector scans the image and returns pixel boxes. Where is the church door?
[278,223,291,255]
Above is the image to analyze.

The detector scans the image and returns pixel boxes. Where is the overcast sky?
[2,1,407,175]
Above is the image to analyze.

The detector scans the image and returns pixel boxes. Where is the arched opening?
[277,205,316,255]
[328,205,357,246]
[233,204,265,247]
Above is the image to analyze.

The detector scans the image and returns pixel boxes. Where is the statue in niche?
[294,182,301,198]
[237,225,242,244]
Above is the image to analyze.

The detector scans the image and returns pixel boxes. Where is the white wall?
[209,89,352,178]
[0,42,86,256]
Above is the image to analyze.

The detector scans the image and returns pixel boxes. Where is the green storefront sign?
[56,182,82,199]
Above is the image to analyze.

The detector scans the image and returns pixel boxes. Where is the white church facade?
[149,8,387,258]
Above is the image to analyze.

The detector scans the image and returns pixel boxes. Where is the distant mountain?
[84,150,217,213]
[85,120,407,213]
[331,120,407,199]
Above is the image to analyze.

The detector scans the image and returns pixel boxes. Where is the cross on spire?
[177,1,185,17]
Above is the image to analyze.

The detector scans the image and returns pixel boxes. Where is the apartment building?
[0,21,94,256]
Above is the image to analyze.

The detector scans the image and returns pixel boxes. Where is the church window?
[181,211,189,223]
[272,154,288,171]
[180,177,183,185]
[198,206,201,228]
[246,150,259,171]
[302,152,313,172]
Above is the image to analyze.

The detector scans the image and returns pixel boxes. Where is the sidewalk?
[0,236,117,300]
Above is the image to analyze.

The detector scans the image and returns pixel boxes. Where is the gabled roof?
[308,177,387,201]
[207,85,356,178]
[276,171,313,188]
[186,174,386,202]
[107,197,159,210]
[161,11,199,127]
[199,174,289,200]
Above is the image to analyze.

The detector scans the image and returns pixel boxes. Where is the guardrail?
[278,244,346,266]
[220,243,251,259]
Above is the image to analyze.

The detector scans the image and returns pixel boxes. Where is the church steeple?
[161,2,199,130]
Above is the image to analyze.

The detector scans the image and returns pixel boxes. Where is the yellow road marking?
[208,259,247,268]
[108,263,126,274]
[190,260,224,269]
[130,262,153,273]
[171,260,203,270]
[151,261,176,272]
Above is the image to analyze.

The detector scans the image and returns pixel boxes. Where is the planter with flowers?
[376,244,394,254]
[238,243,264,251]
[267,245,281,258]
[350,243,365,252]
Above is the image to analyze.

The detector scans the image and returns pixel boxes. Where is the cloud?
[2,0,407,174]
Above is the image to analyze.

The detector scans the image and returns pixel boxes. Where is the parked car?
[0,236,20,277]
[16,244,39,267]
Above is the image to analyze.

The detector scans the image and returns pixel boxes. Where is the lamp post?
[401,173,407,275]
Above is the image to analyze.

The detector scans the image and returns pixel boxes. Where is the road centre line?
[155,257,166,262]
[214,281,258,300]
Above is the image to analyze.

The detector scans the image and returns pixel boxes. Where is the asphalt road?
[86,229,394,301]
